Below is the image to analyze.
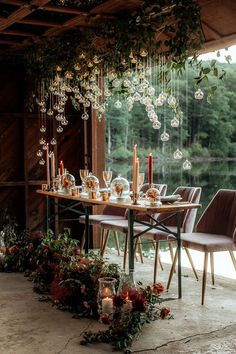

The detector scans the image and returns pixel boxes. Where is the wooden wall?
[0,61,105,242]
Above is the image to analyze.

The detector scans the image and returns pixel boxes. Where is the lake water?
[110,159,236,218]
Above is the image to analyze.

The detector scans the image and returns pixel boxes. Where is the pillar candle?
[102,297,113,315]
[59,160,64,176]
[51,152,55,179]
[134,158,139,196]
[148,153,153,185]
[46,144,50,188]
[132,144,137,195]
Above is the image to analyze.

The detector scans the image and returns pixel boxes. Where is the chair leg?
[185,248,199,281]
[202,252,209,305]
[123,233,128,270]
[168,242,176,273]
[229,251,236,271]
[137,237,144,263]
[114,231,120,256]
[210,252,215,285]
[153,241,159,284]
[167,247,178,290]
[100,229,110,257]
[99,229,105,255]
[158,255,164,271]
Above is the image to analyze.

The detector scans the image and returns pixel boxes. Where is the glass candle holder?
[98,277,117,317]
[84,172,100,198]
[145,185,162,207]
[110,175,130,202]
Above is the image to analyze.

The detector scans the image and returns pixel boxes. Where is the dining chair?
[100,183,168,269]
[167,189,236,305]
[79,204,127,254]
[132,186,202,283]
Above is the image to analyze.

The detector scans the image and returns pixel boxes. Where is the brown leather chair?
[100,183,167,269]
[167,189,236,305]
[133,186,202,283]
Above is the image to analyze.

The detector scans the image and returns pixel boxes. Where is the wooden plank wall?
[0,61,104,243]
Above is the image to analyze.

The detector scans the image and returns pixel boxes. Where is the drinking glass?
[79,169,89,193]
[102,170,113,191]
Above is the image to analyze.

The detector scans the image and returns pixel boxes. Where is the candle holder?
[97,277,117,319]
[132,192,139,205]
[145,185,162,207]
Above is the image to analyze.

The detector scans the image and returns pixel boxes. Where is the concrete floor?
[0,251,236,354]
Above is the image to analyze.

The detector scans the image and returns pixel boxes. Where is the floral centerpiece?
[81,282,171,353]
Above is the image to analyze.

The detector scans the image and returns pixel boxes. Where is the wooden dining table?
[37,189,201,299]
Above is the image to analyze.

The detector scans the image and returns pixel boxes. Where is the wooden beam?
[43,4,88,15]
[0,0,26,5]
[2,29,35,36]
[202,20,222,39]
[19,18,60,27]
[0,38,20,45]
[201,32,236,53]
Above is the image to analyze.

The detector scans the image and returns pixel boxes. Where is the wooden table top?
[37,189,201,213]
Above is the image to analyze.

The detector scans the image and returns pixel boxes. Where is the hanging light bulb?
[74,63,81,71]
[47,109,53,116]
[183,159,192,170]
[40,125,46,133]
[194,88,204,100]
[173,149,183,160]
[171,116,180,128]
[161,131,170,142]
[39,138,46,145]
[61,119,68,126]
[81,112,89,120]
[40,107,47,113]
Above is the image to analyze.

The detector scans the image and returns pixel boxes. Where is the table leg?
[128,209,134,278]
[84,206,90,254]
[176,211,182,299]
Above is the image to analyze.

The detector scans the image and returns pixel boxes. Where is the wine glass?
[79,169,89,193]
[102,170,113,191]
[138,172,145,196]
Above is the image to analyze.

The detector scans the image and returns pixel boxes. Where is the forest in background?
[105,62,236,162]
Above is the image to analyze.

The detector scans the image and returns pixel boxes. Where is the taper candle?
[46,144,50,188]
[59,160,64,176]
[132,144,137,195]
[51,152,55,179]
[148,153,153,185]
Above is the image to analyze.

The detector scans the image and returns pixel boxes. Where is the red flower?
[113,295,125,307]
[133,295,147,312]
[50,276,72,301]
[160,306,170,319]
[100,314,110,325]
[152,283,165,296]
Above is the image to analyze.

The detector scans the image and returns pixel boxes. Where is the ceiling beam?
[19,18,60,27]
[0,0,26,5]
[202,32,236,53]
[1,29,35,36]
[202,20,222,39]
[0,38,20,45]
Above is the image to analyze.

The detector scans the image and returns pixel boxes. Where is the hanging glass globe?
[40,107,47,113]
[36,149,43,157]
[147,86,155,96]
[132,77,139,85]
[84,100,90,108]
[55,114,64,121]
[146,104,154,112]
[133,92,141,101]
[50,138,57,145]
[137,84,145,93]
[171,117,180,128]
[129,50,134,59]
[167,95,177,108]
[194,88,204,100]
[153,121,161,129]
[81,112,89,120]
[53,103,59,110]
[74,63,81,71]
[48,150,53,158]
[131,57,138,64]
[139,96,146,105]
[137,62,144,70]
[143,97,151,106]
[183,159,192,170]
[173,149,183,160]
[114,100,122,109]
[109,70,117,80]
[92,102,100,110]
[161,131,170,142]
[42,144,47,150]
[127,86,135,94]
[93,67,100,75]
[142,79,149,89]
[126,96,134,105]
[127,104,133,111]
[89,75,96,82]
[47,109,53,116]
[39,158,45,165]
[93,55,100,64]
[40,125,46,133]
[154,97,164,107]
[126,68,132,77]
[57,106,64,113]
[61,119,68,126]
[159,92,167,102]
[87,61,94,68]
[39,138,46,145]
[145,67,151,76]
[57,125,63,133]
[79,52,85,59]
[112,79,121,88]
[139,49,148,57]
[123,79,130,88]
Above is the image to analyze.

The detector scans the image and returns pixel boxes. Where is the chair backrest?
[196,189,236,240]
[156,186,202,232]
